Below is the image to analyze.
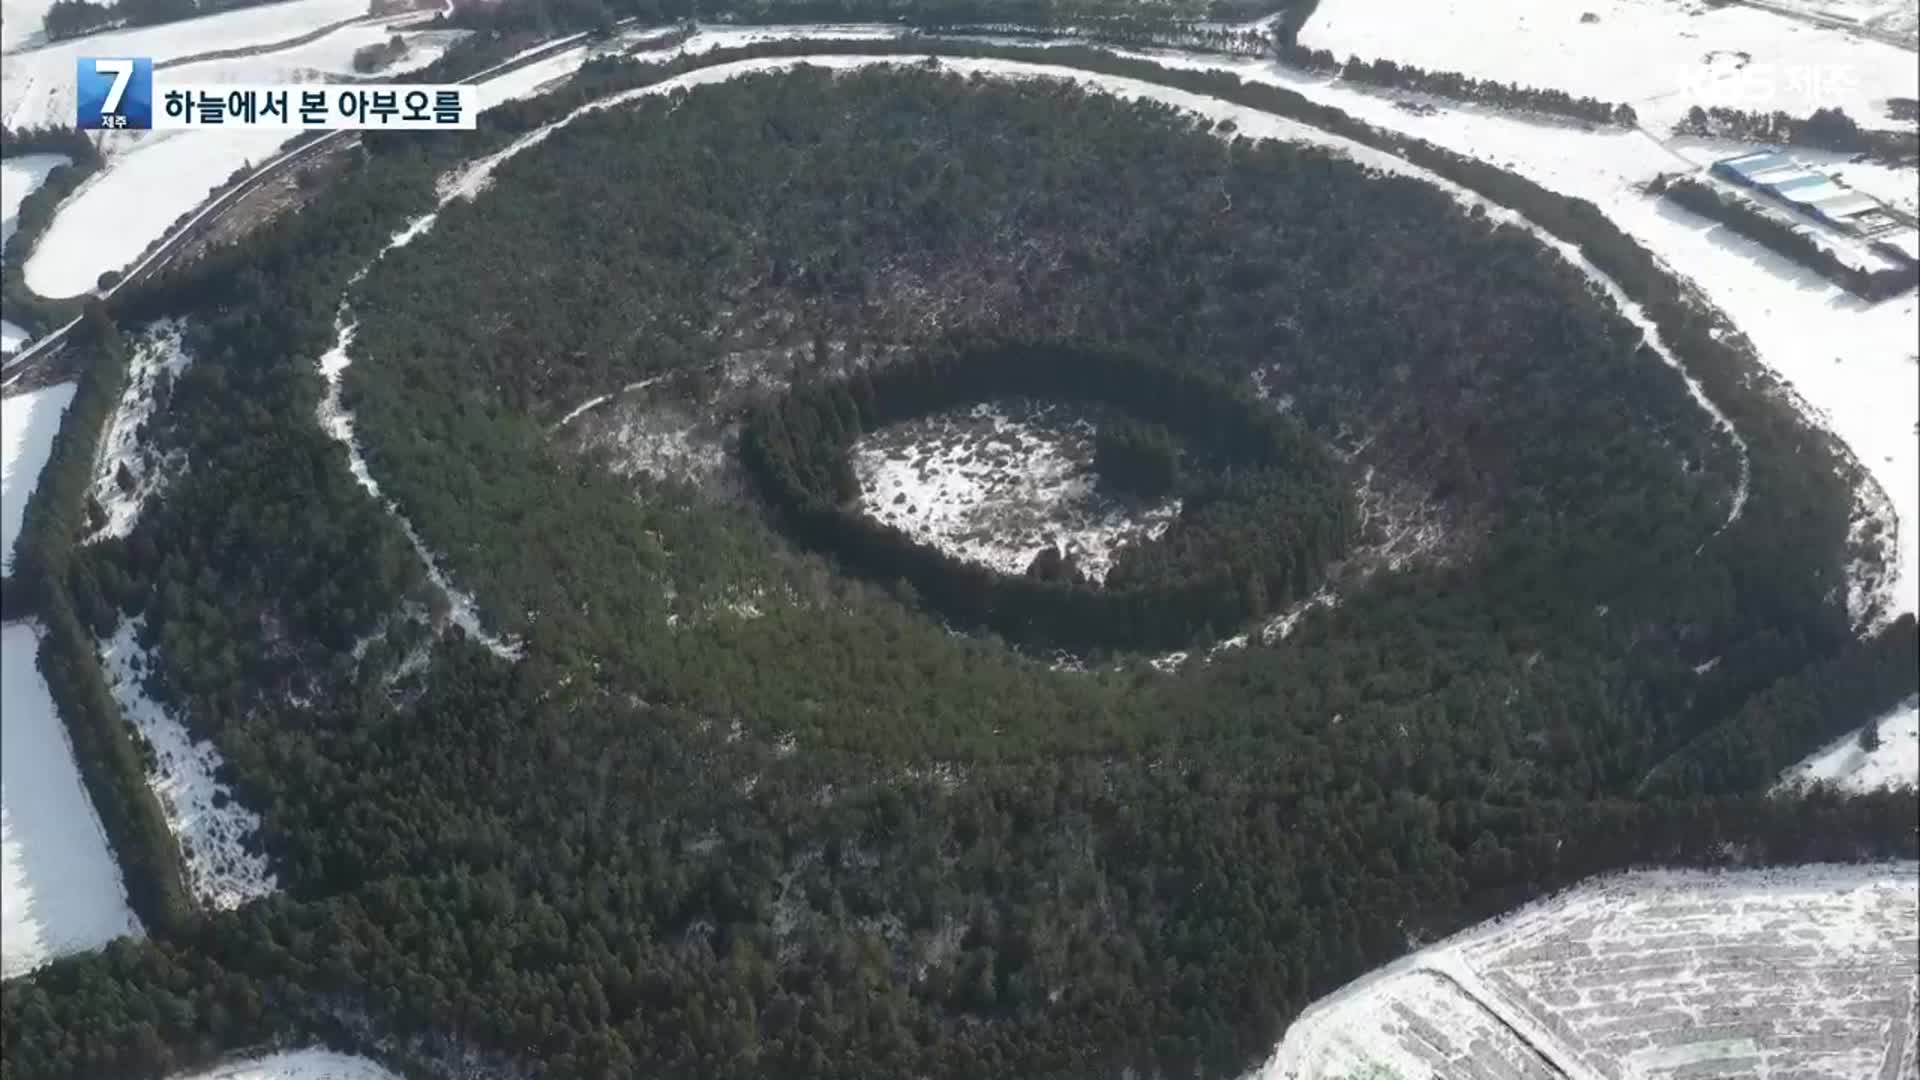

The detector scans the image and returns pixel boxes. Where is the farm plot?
[1298,0,1919,131]
[163,25,469,83]
[2,380,73,574]
[1262,863,1920,1080]
[2,622,142,979]
[2,152,70,353]
[852,401,1181,585]
[0,0,374,129]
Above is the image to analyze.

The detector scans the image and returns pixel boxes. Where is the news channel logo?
[77,57,154,130]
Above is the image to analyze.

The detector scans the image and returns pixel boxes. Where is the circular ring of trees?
[740,339,1354,651]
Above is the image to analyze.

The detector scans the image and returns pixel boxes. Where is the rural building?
[1711,148,1906,240]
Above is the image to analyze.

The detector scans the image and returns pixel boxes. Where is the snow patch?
[2,621,143,978]
[1,379,74,575]
[98,615,277,910]
[852,401,1180,584]
[1777,693,1920,794]
[165,1049,404,1080]
[315,308,522,662]
[87,319,193,541]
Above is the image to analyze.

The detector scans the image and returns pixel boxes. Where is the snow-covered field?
[1259,862,1920,1080]
[1300,0,1920,130]
[22,128,291,299]
[0,0,57,51]
[87,320,193,541]
[167,1049,402,1080]
[99,616,277,910]
[1,380,73,575]
[165,25,467,83]
[1,621,142,979]
[1779,693,1920,793]
[1,152,66,254]
[852,403,1181,583]
[1,152,70,353]
[0,0,375,128]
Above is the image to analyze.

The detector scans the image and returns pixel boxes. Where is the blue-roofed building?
[1708,149,1899,239]
[1713,149,1790,183]
[1769,173,1831,193]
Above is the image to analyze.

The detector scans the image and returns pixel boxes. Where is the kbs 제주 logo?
[77,57,154,130]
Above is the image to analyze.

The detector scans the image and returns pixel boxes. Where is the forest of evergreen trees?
[5,42,1914,1080]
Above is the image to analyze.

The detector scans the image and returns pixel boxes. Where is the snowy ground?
[1,380,74,575]
[1,152,66,254]
[1,621,142,979]
[1258,862,1920,1080]
[0,0,56,51]
[1,152,70,353]
[1300,0,1920,130]
[1778,693,1920,793]
[0,0,376,129]
[165,25,468,83]
[852,402,1181,584]
[86,320,193,541]
[166,1049,402,1080]
[99,616,277,910]
[22,128,294,299]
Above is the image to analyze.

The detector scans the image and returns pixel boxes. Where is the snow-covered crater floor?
[99,616,277,911]
[1255,861,1920,1080]
[165,1049,403,1080]
[852,402,1180,584]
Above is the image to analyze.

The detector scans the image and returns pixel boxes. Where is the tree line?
[1,127,104,336]
[1647,173,1917,301]
[741,340,1352,651]
[1678,103,1920,164]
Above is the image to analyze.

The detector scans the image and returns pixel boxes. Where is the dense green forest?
[6,44,1915,1080]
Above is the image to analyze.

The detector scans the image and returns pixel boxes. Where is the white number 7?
[96,59,134,113]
